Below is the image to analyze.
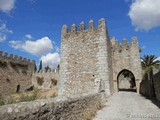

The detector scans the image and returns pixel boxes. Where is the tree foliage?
[141,55,160,70]
[141,55,160,80]
[38,60,42,72]
[34,64,37,72]
[45,65,51,72]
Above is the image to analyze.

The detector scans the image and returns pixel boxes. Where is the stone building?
[0,51,35,96]
[58,18,142,96]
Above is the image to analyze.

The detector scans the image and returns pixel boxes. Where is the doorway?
[117,69,136,92]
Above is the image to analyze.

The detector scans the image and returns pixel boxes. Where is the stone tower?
[58,18,114,96]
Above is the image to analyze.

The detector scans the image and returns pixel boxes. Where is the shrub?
[5,96,16,104]
[19,90,38,102]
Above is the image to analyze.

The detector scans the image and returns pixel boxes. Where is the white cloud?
[141,45,146,50]
[156,57,160,61]
[0,21,13,42]
[25,34,32,39]
[9,37,53,56]
[40,53,60,69]
[0,23,12,33]
[128,0,160,31]
[0,0,16,13]
[52,41,60,52]
[0,34,6,42]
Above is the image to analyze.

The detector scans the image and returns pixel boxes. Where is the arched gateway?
[117,69,136,92]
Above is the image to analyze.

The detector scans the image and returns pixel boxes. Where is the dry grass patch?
[0,89,57,106]
[81,102,105,120]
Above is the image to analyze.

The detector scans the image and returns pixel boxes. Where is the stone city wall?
[32,70,59,91]
[140,70,160,101]
[0,93,106,120]
[0,51,35,96]
[59,18,113,96]
[140,79,151,97]
[153,71,160,101]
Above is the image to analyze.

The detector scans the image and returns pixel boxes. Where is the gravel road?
[93,92,160,120]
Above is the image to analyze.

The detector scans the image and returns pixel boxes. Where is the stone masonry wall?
[140,70,160,101]
[140,80,151,97]
[0,93,105,120]
[111,37,142,91]
[32,70,59,91]
[153,71,160,101]
[59,19,113,96]
[0,51,35,96]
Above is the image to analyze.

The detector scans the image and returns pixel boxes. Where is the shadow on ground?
[140,93,160,109]
[145,96,160,109]
[151,98,160,108]
[119,88,137,92]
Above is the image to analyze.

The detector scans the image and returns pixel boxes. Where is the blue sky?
[0,0,160,69]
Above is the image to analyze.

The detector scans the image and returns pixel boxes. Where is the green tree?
[38,60,42,72]
[45,65,51,72]
[141,55,160,97]
[141,55,160,70]
[34,64,37,72]
[57,64,60,72]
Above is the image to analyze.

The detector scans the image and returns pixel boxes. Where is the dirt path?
[94,92,160,120]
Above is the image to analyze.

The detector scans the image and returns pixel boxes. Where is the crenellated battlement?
[110,37,139,53]
[0,50,35,64]
[61,18,106,35]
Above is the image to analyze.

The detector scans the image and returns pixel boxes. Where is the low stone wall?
[153,71,160,101]
[140,70,160,101]
[140,80,152,97]
[0,93,106,120]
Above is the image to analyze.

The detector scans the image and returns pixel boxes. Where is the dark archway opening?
[16,84,20,93]
[117,69,136,92]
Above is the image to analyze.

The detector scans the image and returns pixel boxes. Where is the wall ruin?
[0,51,35,96]
[32,70,59,91]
